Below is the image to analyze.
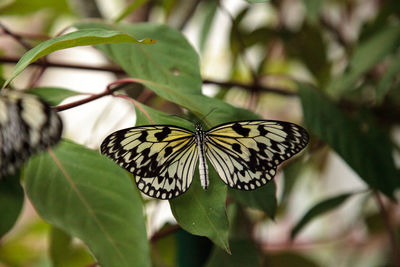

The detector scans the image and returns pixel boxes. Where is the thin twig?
[55,81,128,111]
[1,56,296,97]
[203,79,297,96]
[0,22,33,50]
[374,191,400,266]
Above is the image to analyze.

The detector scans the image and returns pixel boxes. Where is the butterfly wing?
[205,120,309,190]
[101,125,198,199]
[0,91,63,177]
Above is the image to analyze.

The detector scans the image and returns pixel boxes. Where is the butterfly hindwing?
[205,120,309,190]
[101,125,198,199]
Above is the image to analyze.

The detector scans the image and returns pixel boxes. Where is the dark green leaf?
[376,48,400,103]
[290,192,354,239]
[27,87,80,106]
[229,182,277,219]
[5,28,155,87]
[326,25,400,97]
[76,22,258,126]
[303,0,325,24]
[0,173,24,238]
[49,227,93,267]
[24,140,151,267]
[199,0,218,52]
[299,83,400,199]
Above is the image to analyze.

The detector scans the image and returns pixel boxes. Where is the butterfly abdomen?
[195,126,209,189]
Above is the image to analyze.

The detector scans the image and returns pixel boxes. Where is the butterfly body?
[101,120,309,199]
[194,123,209,190]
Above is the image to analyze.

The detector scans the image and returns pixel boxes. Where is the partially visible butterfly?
[0,90,63,177]
[101,120,309,200]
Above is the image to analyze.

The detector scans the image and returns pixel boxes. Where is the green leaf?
[24,140,151,267]
[27,87,80,106]
[0,173,24,238]
[299,83,400,199]
[0,0,72,16]
[114,0,151,22]
[49,227,94,267]
[199,1,218,52]
[375,48,400,103]
[302,0,325,24]
[326,25,400,97]
[229,182,277,219]
[4,28,155,87]
[133,104,230,252]
[75,22,258,125]
[290,192,354,239]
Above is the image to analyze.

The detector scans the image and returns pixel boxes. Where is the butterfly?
[101,120,309,199]
[0,90,63,177]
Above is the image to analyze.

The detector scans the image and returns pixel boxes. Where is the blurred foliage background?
[0,0,400,266]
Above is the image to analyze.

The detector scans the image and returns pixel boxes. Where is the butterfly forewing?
[205,120,309,190]
[0,91,63,177]
[101,125,198,199]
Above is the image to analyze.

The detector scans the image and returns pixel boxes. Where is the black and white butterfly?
[0,90,63,177]
[101,120,309,199]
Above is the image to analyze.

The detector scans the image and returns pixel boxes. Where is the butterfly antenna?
[199,108,217,122]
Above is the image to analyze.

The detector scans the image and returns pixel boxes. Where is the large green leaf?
[326,25,400,97]
[24,140,150,267]
[75,22,257,124]
[0,173,24,238]
[299,83,400,198]
[290,192,355,239]
[4,28,154,87]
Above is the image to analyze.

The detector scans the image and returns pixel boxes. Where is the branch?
[55,79,139,111]
[203,79,297,96]
[0,22,33,50]
[0,56,126,75]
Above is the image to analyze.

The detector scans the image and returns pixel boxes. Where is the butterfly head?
[195,123,203,132]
